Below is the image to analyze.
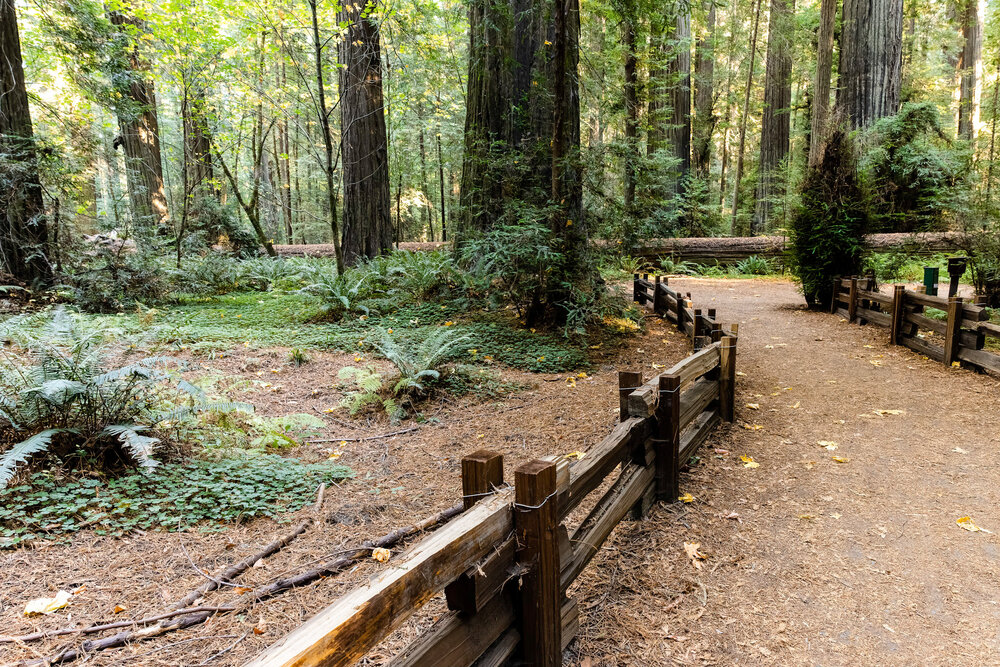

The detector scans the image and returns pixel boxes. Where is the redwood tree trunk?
[338,1,392,265]
[458,0,513,237]
[692,3,716,182]
[838,0,904,129]
[0,0,50,284]
[957,0,983,140]
[808,0,836,166]
[752,0,794,234]
[108,9,169,230]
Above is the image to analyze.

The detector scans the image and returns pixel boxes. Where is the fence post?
[653,276,663,314]
[890,285,906,345]
[632,274,639,304]
[514,460,561,667]
[719,336,737,422]
[944,296,963,366]
[444,450,505,613]
[692,308,703,342]
[460,450,504,510]
[674,292,684,330]
[655,375,681,501]
[830,278,840,314]
[848,277,859,323]
[618,371,642,422]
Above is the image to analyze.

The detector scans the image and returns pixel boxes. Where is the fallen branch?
[0,606,234,644]
[14,504,464,665]
[170,518,313,610]
[306,427,419,443]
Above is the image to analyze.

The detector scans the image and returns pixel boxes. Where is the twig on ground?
[0,607,235,644]
[170,518,313,610]
[193,629,253,666]
[306,427,419,443]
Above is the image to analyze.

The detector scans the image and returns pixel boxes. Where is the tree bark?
[692,3,716,182]
[339,0,392,265]
[957,0,983,140]
[752,0,794,235]
[107,8,169,231]
[436,125,447,242]
[837,0,904,129]
[0,0,50,284]
[808,0,836,167]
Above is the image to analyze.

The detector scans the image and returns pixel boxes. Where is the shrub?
[862,102,970,232]
[0,308,250,487]
[788,131,870,307]
[301,267,372,319]
[658,256,697,275]
[66,249,166,313]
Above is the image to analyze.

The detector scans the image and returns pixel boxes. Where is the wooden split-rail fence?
[244,287,738,667]
[831,277,1000,375]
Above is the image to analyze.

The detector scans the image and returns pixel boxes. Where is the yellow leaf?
[952,361,961,368]
[789,401,800,409]
[818,441,838,451]
[798,514,816,520]
[740,455,759,468]
[24,591,72,616]
[372,547,392,562]
[831,456,850,463]
[564,451,587,460]
[576,372,587,378]
[736,371,747,376]
[742,423,763,431]
[746,403,760,410]
[870,360,883,367]
[873,409,904,416]
[683,542,706,568]
[444,321,455,326]
[113,604,126,614]
[679,492,695,503]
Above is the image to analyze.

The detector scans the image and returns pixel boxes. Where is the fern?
[0,429,68,488]
[0,308,256,487]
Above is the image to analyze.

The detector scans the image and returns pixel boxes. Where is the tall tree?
[308,0,344,271]
[666,12,692,198]
[458,0,512,237]
[752,0,794,234]
[729,0,764,233]
[107,8,169,230]
[809,0,837,166]
[339,0,392,265]
[622,0,639,213]
[838,0,904,129]
[957,0,983,140]
[0,0,50,284]
[692,3,716,181]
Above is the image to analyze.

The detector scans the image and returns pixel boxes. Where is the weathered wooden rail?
[831,276,1000,374]
[245,292,738,667]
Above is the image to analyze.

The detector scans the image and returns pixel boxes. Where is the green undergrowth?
[84,291,591,373]
[0,455,352,548]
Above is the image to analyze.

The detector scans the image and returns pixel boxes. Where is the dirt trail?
[571,277,1000,666]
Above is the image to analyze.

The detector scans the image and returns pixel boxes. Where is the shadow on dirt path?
[571,277,1000,666]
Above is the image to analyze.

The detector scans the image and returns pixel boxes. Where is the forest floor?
[3,278,999,666]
